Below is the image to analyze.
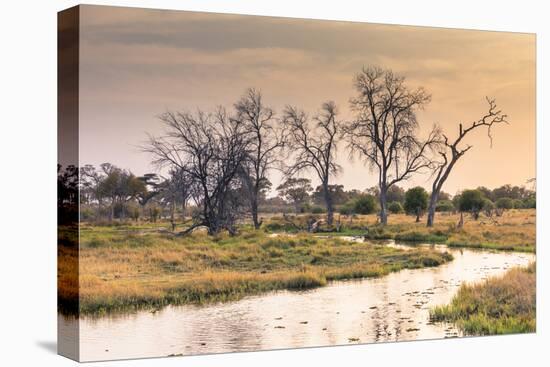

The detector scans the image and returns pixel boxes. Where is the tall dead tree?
[344,66,439,225]
[426,97,507,227]
[234,88,285,229]
[145,108,249,235]
[282,101,341,226]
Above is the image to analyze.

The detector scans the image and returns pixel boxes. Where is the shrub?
[80,207,96,221]
[388,201,403,214]
[435,200,454,212]
[512,199,524,209]
[310,206,326,214]
[353,195,377,215]
[495,197,514,210]
[522,197,536,209]
[482,198,495,217]
[126,203,141,221]
[339,203,354,215]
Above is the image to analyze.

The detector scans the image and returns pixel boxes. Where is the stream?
[60,240,535,361]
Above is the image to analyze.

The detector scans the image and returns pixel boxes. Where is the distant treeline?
[58,163,535,227]
[58,66,532,234]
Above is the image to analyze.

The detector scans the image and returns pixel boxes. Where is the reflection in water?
[61,242,535,361]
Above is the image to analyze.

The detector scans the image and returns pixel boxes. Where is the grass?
[430,263,536,335]
[59,209,534,316]
[265,209,535,253]
[59,226,452,316]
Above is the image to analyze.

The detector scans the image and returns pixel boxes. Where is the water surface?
[60,241,534,361]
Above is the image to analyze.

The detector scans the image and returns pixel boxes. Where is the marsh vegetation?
[430,263,536,335]
[61,226,452,315]
[58,66,536,341]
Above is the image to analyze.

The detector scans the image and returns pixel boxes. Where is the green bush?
[523,197,536,209]
[310,206,326,214]
[388,201,403,214]
[435,200,454,212]
[495,197,514,210]
[482,198,495,210]
[353,194,377,214]
[512,199,524,209]
[80,207,96,221]
[339,203,354,215]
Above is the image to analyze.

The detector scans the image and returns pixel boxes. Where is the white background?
[0,0,547,366]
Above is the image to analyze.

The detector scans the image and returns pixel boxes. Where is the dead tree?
[282,101,341,226]
[145,108,249,235]
[234,88,285,229]
[344,66,439,225]
[426,97,507,227]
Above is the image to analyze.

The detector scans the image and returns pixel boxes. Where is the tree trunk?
[426,191,439,227]
[110,200,115,222]
[379,187,388,225]
[251,200,260,229]
[170,199,176,232]
[181,201,186,220]
[120,200,125,220]
[323,182,334,226]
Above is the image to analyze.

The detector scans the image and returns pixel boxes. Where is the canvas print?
[58,5,536,362]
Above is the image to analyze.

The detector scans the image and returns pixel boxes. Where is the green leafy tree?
[404,186,429,222]
[386,185,406,204]
[482,198,495,217]
[458,189,485,220]
[276,177,313,213]
[512,199,524,209]
[312,184,348,207]
[523,197,536,209]
[495,197,514,210]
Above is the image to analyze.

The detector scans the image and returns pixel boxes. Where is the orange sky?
[78,5,536,196]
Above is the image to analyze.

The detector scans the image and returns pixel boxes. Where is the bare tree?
[144,107,249,235]
[344,66,439,225]
[282,101,341,226]
[234,88,285,229]
[426,97,507,227]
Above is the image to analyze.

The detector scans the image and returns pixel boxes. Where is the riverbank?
[60,227,452,315]
[265,209,535,253]
[71,241,534,360]
[430,263,536,335]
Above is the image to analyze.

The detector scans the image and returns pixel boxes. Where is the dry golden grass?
[58,209,533,315]
[277,209,535,252]
[59,227,452,315]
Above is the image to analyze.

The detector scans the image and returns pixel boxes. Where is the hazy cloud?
[78,5,535,194]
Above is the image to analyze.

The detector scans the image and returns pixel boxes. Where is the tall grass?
[265,209,535,253]
[60,227,452,315]
[430,263,536,335]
